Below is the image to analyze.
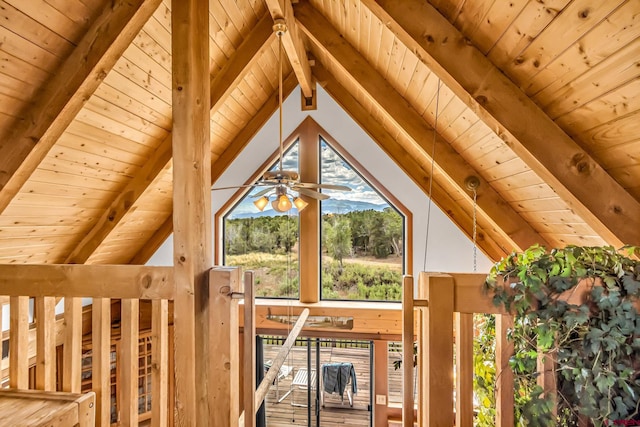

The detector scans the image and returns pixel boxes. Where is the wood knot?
[107,210,116,221]
[142,275,152,289]
[612,205,622,215]
[578,9,590,19]
[514,56,525,65]
[475,95,488,106]
[569,153,592,175]
[425,34,435,43]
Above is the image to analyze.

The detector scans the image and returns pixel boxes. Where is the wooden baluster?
[92,298,111,426]
[121,298,139,426]
[402,275,414,427]
[455,312,474,427]
[496,314,515,427]
[35,296,56,391]
[63,297,82,392]
[9,296,29,389]
[152,299,168,427]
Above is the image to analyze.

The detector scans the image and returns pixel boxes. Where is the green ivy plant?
[484,245,640,426]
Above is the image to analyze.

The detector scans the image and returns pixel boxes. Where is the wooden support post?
[496,315,515,427]
[243,272,255,427]
[537,349,557,418]
[299,119,319,303]
[374,340,389,427]
[455,313,474,427]
[402,275,414,427]
[152,299,169,427]
[210,267,241,427]
[9,296,29,389]
[63,297,82,393]
[171,0,211,425]
[92,298,111,427]
[418,272,455,427]
[121,299,140,427]
[35,296,56,391]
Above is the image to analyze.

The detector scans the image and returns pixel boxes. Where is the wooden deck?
[262,340,382,426]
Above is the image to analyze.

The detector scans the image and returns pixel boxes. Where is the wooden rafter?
[314,64,508,262]
[297,3,548,255]
[265,0,314,98]
[65,15,274,264]
[0,0,162,215]
[365,0,640,246]
[129,72,299,265]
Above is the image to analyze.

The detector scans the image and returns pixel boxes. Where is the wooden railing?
[0,264,174,426]
[402,272,514,427]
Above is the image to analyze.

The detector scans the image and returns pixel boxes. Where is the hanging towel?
[322,362,357,398]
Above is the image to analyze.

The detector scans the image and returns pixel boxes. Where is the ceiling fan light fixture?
[293,197,308,211]
[253,196,269,211]
[273,194,293,213]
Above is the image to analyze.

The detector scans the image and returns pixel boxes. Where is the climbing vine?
[483,245,640,426]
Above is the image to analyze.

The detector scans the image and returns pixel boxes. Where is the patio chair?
[264,360,294,403]
[289,367,317,407]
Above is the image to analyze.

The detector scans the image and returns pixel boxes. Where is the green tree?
[324,217,352,269]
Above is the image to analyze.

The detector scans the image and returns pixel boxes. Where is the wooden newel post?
[210,267,242,427]
[418,272,454,427]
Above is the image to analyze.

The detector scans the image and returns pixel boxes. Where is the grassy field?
[226,252,402,300]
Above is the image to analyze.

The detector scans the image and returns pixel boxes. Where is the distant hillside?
[227,198,387,219]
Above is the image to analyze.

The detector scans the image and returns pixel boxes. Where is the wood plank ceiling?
[0,0,637,265]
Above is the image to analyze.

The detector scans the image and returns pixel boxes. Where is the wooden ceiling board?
[526,1,640,98]
[502,0,627,89]
[541,41,640,119]
[554,77,640,136]
[575,110,640,153]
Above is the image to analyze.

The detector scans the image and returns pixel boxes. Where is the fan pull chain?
[472,187,478,273]
[423,79,442,272]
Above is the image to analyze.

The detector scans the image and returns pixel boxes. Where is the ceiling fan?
[213,19,350,213]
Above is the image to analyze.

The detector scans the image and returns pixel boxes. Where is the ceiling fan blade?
[211,184,256,191]
[250,187,274,198]
[295,182,352,191]
[295,187,330,200]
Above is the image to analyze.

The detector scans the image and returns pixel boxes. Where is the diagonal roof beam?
[65,15,275,264]
[296,2,548,255]
[314,64,508,262]
[0,0,163,215]
[129,73,298,265]
[365,0,640,246]
[264,0,314,98]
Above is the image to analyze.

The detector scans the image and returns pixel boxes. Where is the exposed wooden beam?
[131,74,298,265]
[265,0,314,98]
[365,0,640,246]
[0,0,162,215]
[171,1,211,427]
[66,13,274,264]
[0,264,174,299]
[314,64,508,261]
[297,4,547,255]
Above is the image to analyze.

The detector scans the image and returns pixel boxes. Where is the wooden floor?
[262,340,383,426]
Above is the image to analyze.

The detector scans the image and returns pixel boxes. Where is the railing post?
[121,298,140,426]
[537,349,557,418]
[418,272,454,427]
[210,267,241,427]
[243,271,255,427]
[495,314,514,427]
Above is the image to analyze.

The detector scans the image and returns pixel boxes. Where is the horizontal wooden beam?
[367,0,640,246]
[0,264,174,299]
